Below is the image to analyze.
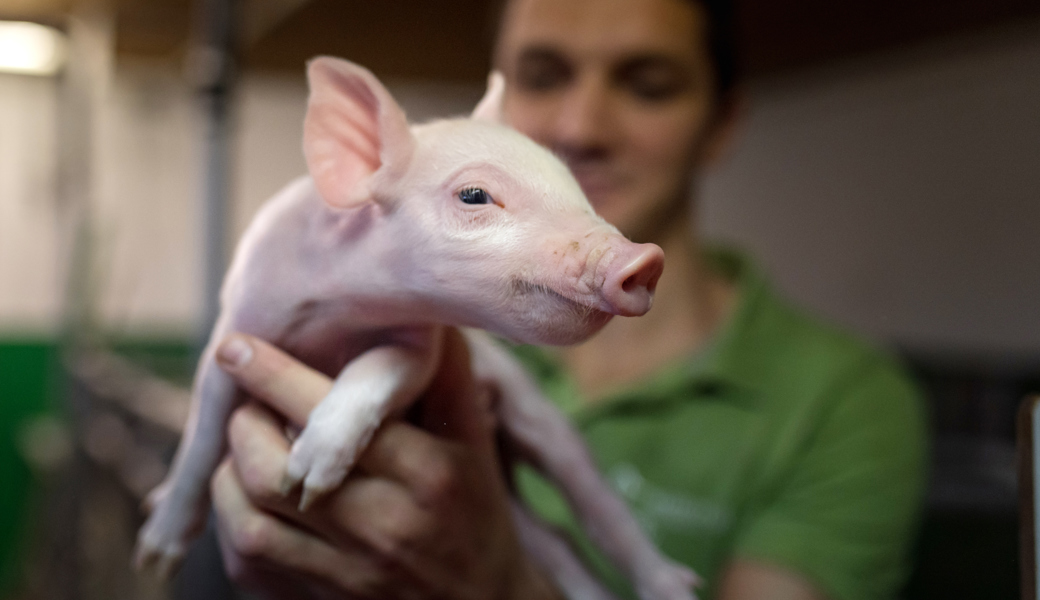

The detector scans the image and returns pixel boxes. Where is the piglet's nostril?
[622,262,661,295]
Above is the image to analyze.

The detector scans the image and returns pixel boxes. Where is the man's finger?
[226,403,444,552]
[420,328,496,447]
[226,404,319,524]
[215,333,333,426]
[356,421,477,507]
[212,459,389,595]
[323,474,437,556]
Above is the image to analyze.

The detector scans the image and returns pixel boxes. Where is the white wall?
[700,23,1040,359]
[0,74,61,331]
[0,63,482,336]
[93,63,201,332]
[1,23,1037,359]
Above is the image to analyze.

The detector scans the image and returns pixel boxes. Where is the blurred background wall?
[0,0,1038,597]
[703,25,1040,359]
[3,20,1038,350]
[0,64,491,334]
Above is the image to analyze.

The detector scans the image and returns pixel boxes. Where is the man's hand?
[716,560,829,600]
[209,329,563,600]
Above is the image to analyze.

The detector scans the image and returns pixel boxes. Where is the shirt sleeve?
[731,357,928,600]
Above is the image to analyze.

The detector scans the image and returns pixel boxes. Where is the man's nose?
[552,75,616,159]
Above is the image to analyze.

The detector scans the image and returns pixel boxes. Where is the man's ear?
[470,71,505,123]
[303,57,416,209]
[698,92,745,166]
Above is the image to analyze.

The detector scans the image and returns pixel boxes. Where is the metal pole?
[174,1,242,598]
[192,0,238,347]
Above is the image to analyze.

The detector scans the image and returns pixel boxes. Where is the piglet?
[135,56,697,600]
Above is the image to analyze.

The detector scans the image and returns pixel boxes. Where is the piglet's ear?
[470,71,505,123]
[304,57,415,209]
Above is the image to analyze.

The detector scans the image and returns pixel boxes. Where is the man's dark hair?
[696,0,741,101]
[489,0,742,102]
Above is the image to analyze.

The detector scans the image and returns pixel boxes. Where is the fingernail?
[217,337,253,369]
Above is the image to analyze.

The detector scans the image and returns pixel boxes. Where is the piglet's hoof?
[133,496,205,580]
[282,413,377,511]
[134,526,187,580]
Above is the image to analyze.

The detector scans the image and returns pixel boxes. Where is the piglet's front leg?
[283,326,444,510]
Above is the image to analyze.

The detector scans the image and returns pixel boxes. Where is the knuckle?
[381,503,426,544]
[230,515,273,559]
[222,553,251,584]
[414,453,461,504]
[363,497,431,561]
[238,462,283,503]
[371,531,408,562]
[226,414,285,503]
[227,404,264,446]
[370,529,416,567]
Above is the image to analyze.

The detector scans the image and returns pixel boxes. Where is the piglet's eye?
[458,187,492,205]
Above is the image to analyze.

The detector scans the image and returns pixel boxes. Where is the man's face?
[495,0,722,242]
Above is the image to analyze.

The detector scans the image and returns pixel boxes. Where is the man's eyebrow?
[614,54,690,72]
[516,47,692,73]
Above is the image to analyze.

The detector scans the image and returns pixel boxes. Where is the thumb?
[420,328,497,449]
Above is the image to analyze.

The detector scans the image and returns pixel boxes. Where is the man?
[208,0,927,598]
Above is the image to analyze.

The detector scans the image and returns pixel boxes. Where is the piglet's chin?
[503,305,614,346]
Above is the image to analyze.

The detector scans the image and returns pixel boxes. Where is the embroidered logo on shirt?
[609,463,732,536]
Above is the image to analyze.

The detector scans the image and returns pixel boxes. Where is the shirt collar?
[685,248,772,393]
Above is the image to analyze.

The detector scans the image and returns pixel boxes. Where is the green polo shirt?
[512,251,927,600]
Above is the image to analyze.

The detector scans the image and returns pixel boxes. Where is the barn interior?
[0,0,1038,598]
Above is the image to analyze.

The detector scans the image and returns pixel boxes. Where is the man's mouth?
[572,169,617,189]
[569,169,624,206]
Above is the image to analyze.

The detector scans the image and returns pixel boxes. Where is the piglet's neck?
[307,189,448,329]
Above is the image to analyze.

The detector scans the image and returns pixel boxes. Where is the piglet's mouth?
[510,279,610,320]
[513,279,578,306]
[507,278,614,345]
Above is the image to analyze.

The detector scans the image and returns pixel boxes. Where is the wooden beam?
[0,0,72,29]
[10,0,1038,80]
[240,0,312,47]
[0,0,72,21]
[738,0,1040,75]
[241,0,494,81]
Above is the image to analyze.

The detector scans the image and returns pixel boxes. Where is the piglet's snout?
[601,243,664,317]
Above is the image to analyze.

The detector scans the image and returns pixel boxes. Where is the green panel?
[0,335,195,595]
[108,338,198,385]
[0,339,59,595]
